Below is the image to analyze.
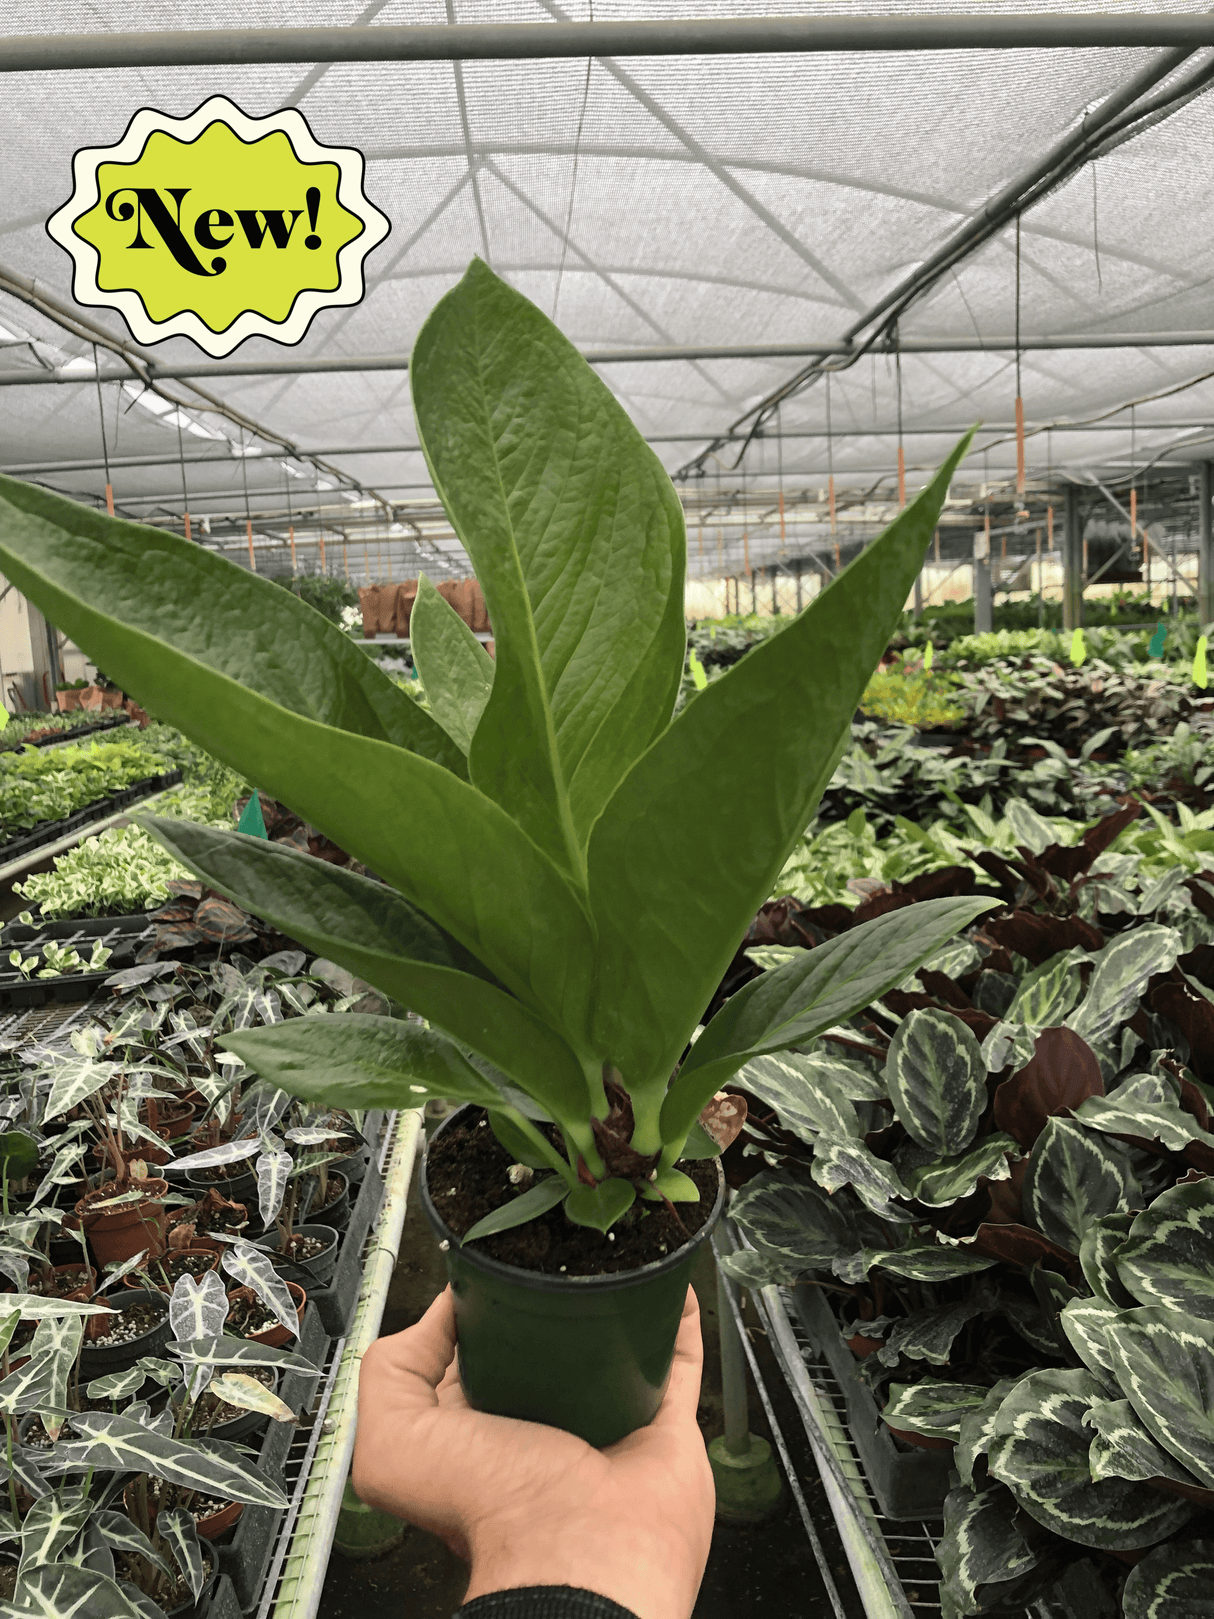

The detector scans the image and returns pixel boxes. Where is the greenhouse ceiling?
[4,1,1214,579]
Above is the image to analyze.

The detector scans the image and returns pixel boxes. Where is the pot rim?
[420,1104,725,1294]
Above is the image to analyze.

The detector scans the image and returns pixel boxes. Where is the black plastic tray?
[0,768,184,866]
[0,714,131,753]
[2,910,156,943]
[0,918,155,1009]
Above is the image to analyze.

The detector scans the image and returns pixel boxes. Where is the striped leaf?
[987,1367,1195,1549]
[809,1132,911,1218]
[1023,1118,1136,1254]
[220,1241,297,1336]
[8,1564,146,1619]
[1066,925,1182,1046]
[956,1377,1029,1488]
[1005,947,1088,1030]
[852,1243,997,1284]
[58,1411,287,1509]
[882,1380,989,1441]
[729,1170,860,1277]
[1079,1213,1136,1307]
[256,1149,292,1227]
[167,1338,321,1376]
[884,1008,985,1156]
[1103,1307,1214,1489]
[732,1053,860,1143]
[18,1487,92,1575]
[1084,1397,1205,1491]
[1075,1087,1214,1157]
[903,1133,1023,1209]
[1060,1298,1121,1383]
[169,1269,227,1346]
[1122,1538,1214,1619]
[207,1374,294,1423]
[92,1512,173,1583]
[41,1058,117,1127]
[937,1481,1042,1619]
[0,1317,84,1427]
[57,1520,112,1579]
[86,1357,181,1402]
[171,1138,260,1172]
[876,1297,984,1367]
[156,1508,205,1603]
[1115,1176,1214,1320]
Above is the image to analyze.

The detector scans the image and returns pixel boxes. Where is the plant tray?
[1,714,132,752]
[0,919,155,1009]
[1,911,156,943]
[0,768,183,866]
[297,1153,386,1339]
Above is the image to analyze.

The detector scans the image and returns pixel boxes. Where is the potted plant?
[0,259,982,1447]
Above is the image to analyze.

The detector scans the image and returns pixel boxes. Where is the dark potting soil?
[0,1565,14,1602]
[88,1299,166,1347]
[227,1297,280,1337]
[28,1267,91,1296]
[115,1553,194,1615]
[146,1252,218,1288]
[427,1112,718,1277]
[280,1233,326,1262]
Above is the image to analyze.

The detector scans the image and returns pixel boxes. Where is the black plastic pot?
[188,1367,279,1444]
[267,1223,339,1289]
[186,1164,258,1201]
[421,1107,725,1448]
[166,1541,219,1619]
[302,1171,349,1231]
[77,1289,171,1380]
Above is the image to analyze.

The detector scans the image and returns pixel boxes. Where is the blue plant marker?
[1148,622,1167,659]
[236,792,269,839]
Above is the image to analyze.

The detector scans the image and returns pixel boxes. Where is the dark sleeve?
[456,1587,640,1619]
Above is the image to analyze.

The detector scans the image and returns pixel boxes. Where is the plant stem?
[5,1419,18,1522]
[497,1108,579,1188]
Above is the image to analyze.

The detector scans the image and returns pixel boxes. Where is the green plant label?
[47,97,390,354]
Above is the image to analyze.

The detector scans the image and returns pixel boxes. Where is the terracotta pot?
[138,1100,196,1135]
[74,1178,167,1266]
[56,689,82,712]
[225,1282,305,1347]
[884,1422,955,1452]
[847,1332,884,1360]
[123,1479,243,1543]
[122,1248,219,1293]
[30,1264,95,1303]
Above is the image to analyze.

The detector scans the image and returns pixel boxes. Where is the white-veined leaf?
[155,1508,205,1602]
[220,1242,297,1336]
[57,1410,288,1508]
[207,1373,294,1424]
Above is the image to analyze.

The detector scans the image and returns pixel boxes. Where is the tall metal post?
[912,569,923,619]
[1199,461,1214,624]
[1063,482,1084,631]
[973,530,993,634]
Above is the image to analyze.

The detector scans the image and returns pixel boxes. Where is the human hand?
[352,1285,715,1619]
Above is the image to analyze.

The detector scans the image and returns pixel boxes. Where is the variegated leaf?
[851,1242,997,1283]
[0,1317,84,1425]
[85,1357,182,1402]
[1116,1176,1214,1319]
[156,1507,205,1602]
[30,1143,86,1209]
[0,1511,18,1544]
[1079,1212,1136,1307]
[1122,1538,1214,1619]
[903,1133,1022,1208]
[809,1132,912,1217]
[937,1481,1042,1619]
[716,1249,796,1289]
[884,1008,985,1155]
[987,1367,1194,1549]
[208,1373,294,1423]
[171,1137,260,1172]
[168,1268,227,1346]
[980,1020,1038,1077]
[9,1564,146,1619]
[0,1296,113,1320]
[284,1127,350,1146]
[167,1337,321,1376]
[1005,947,1088,1030]
[1104,1306,1214,1488]
[1083,1397,1205,1490]
[41,1058,117,1125]
[1066,925,1182,1046]
[1023,1118,1136,1254]
[60,1520,113,1579]
[96,1251,150,1295]
[220,1241,297,1336]
[92,1510,173,1582]
[882,1380,989,1441]
[956,1377,1029,1488]
[1060,1298,1121,1383]
[1075,1089,1214,1156]
[59,1410,288,1508]
[18,1487,92,1573]
[729,1170,859,1277]
[257,1148,292,1227]
[877,1297,984,1367]
[732,1052,860,1143]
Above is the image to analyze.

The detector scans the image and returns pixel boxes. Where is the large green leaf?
[1023,1118,1136,1254]
[141,818,589,1111]
[1065,925,1182,1046]
[0,475,459,769]
[590,433,974,1142]
[1104,1306,1214,1488]
[412,259,686,872]
[987,1367,1194,1549]
[1122,1538,1214,1619]
[409,574,494,753]
[882,1380,989,1441]
[664,894,994,1154]
[60,1411,287,1508]
[1084,1397,1206,1490]
[1059,1297,1121,1382]
[884,1008,986,1156]
[1115,1176,1214,1319]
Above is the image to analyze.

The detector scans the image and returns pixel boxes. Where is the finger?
[652,1286,704,1428]
[367,1286,458,1402]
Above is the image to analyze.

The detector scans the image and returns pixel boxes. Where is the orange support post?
[105,484,115,517]
[897,444,906,509]
[246,520,256,572]
[183,512,191,542]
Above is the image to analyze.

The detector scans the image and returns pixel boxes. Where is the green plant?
[270,570,359,626]
[0,260,985,1241]
[858,666,964,729]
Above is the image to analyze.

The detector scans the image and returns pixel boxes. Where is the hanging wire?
[826,370,837,559]
[239,428,256,572]
[1015,215,1026,498]
[93,345,114,517]
[284,462,296,573]
[776,401,786,560]
[553,1,594,323]
[895,332,906,509]
[176,411,191,542]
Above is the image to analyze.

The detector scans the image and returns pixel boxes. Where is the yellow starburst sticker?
[47,97,390,356]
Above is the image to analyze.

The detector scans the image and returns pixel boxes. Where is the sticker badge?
[47,96,390,355]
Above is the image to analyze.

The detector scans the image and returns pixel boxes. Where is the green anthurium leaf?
[937,1481,1044,1619]
[0,475,460,768]
[1084,1397,1206,1491]
[590,430,974,1146]
[1065,925,1182,1047]
[903,1133,1022,1209]
[729,1169,859,1278]
[1103,1306,1214,1489]
[60,1410,287,1509]
[665,894,994,1154]
[487,1112,551,1170]
[0,1132,38,1182]
[460,1176,569,1244]
[731,1052,860,1144]
[138,818,589,1116]
[221,1013,589,1139]
[988,1367,1195,1549]
[1078,1213,1136,1308]
[412,258,686,870]
[1115,1175,1214,1319]
[884,1007,986,1156]
[1023,1118,1137,1255]
[1122,1537,1214,1619]
[409,573,494,754]
[563,1178,636,1233]
[882,1379,989,1441]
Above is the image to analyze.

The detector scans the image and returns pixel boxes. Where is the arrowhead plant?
[0,259,979,1239]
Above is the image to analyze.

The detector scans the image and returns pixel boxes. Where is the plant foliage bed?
[0,768,184,866]
[721,801,1214,1617]
[0,713,132,754]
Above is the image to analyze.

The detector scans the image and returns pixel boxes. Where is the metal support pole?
[1199,461,1214,624]
[1063,483,1084,631]
[717,1262,751,1457]
[912,569,923,619]
[973,532,993,634]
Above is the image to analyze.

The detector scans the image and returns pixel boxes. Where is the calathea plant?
[0,260,982,1238]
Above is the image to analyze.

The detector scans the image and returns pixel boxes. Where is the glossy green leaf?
[141,818,590,1115]
[590,433,974,1129]
[1023,1118,1136,1254]
[858,1243,998,1283]
[734,1052,860,1143]
[1122,1538,1214,1619]
[883,1379,989,1441]
[1115,1175,1214,1319]
[665,893,993,1151]
[1084,1397,1205,1490]
[885,1008,986,1156]
[1078,1213,1136,1308]
[1066,925,1182,1047]
[409,574,494,753]
[0,1132,38,1182]
[903,1134,1022,1209]
[729,1169,860,1278]
[1074,1084,1214,1157]
[1104,1306,1214,1488]
[988,1367,1194,1549]
[461,1176,568,1244]
[564,1178,636,1232]
[413,258,685,870]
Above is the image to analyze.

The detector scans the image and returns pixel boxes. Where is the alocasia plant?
[0,259,983,1236]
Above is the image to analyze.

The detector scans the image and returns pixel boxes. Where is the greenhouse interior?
[4,6,1214,1619]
